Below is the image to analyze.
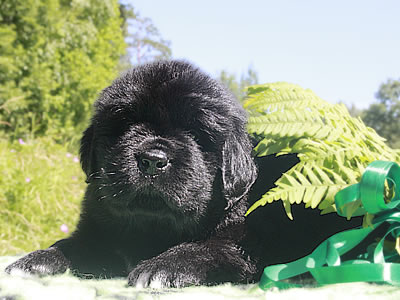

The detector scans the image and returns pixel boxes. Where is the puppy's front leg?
[6,236,127,278]
[128,239,256,288]
[5,239,73,276]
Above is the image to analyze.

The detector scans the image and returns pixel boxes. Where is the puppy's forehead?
[95,60,247,132]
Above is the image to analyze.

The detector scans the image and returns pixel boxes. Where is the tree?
[0,0,126,141]
[344,103,362,118]
[218,66,259,102]
[119,1,171,66]
[376,79,400,106]
[361,79,400,149]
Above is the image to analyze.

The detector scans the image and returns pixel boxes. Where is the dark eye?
[189,129,201,142]
[187,129,218,153]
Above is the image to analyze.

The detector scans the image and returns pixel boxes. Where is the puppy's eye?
[188,130,201,142]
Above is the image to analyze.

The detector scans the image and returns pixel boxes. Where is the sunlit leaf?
[244,82,400,218]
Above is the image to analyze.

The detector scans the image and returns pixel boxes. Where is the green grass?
[0,137,86,255]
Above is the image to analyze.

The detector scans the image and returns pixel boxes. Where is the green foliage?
[127,14,172,64]
[376,79,400,105]
[119,1,171,65]
[361,78,400,149]
[218,66,258,102]
[0,0,126,141]
[0,137,85,255]
[244,82,400,219]
[344,103,363,118]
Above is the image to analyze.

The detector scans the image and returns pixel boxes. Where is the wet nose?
[137,150,169,176]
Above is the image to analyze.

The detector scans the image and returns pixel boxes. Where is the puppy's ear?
[221,132,257,208]
[80,123,95,180]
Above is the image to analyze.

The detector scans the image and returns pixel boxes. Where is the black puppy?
[5,60,360,288]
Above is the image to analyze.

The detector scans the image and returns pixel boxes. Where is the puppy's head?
[80,60,257,230]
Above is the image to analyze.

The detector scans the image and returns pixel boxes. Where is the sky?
[129,0,400,109]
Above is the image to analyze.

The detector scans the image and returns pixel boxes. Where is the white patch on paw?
[135,271,151,288]
[149,278,164,289]
[8,268,33,278]
[149,270,170,289]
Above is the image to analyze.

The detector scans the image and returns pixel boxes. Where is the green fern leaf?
[244,82,400,219]
[244,82,328,113]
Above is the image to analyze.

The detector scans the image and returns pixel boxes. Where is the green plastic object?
[259,160,400,290]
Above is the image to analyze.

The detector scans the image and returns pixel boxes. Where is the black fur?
[5,60,361,287]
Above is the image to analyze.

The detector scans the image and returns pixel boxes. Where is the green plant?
[361,78,400,149]
[244,82,400,219]
[0,137,85,255]
[0,0,126,141]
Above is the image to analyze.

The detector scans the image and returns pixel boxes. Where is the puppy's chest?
[110,229,183,261]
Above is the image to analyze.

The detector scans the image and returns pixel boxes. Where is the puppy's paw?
[128,257,205,289]
[5,247,71,276]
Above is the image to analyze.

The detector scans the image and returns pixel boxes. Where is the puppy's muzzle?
[138,149,170,176]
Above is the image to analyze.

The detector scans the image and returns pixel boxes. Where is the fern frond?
[246,162,351,219]
[244,82,400,218]
[244,82,328,113]
[247,108,330,139]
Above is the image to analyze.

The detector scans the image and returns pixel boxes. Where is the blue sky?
[130,0,400,109]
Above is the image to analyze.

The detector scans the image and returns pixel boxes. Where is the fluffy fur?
[5,60,361,288]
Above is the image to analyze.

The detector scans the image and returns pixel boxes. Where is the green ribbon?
[259,160,400,290]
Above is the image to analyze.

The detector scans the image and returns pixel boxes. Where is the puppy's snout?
[138,150,169,176]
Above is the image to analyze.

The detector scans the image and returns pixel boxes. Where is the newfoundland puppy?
[5,60,360,288]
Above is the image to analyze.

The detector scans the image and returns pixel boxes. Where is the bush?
[0,137,86,255]
[0,0,126,141]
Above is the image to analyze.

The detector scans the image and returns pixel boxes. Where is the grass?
[0,137,86,255]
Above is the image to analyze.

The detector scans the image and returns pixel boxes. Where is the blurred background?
[0,0,399,255]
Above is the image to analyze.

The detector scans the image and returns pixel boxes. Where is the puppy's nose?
[138,150,169,176]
